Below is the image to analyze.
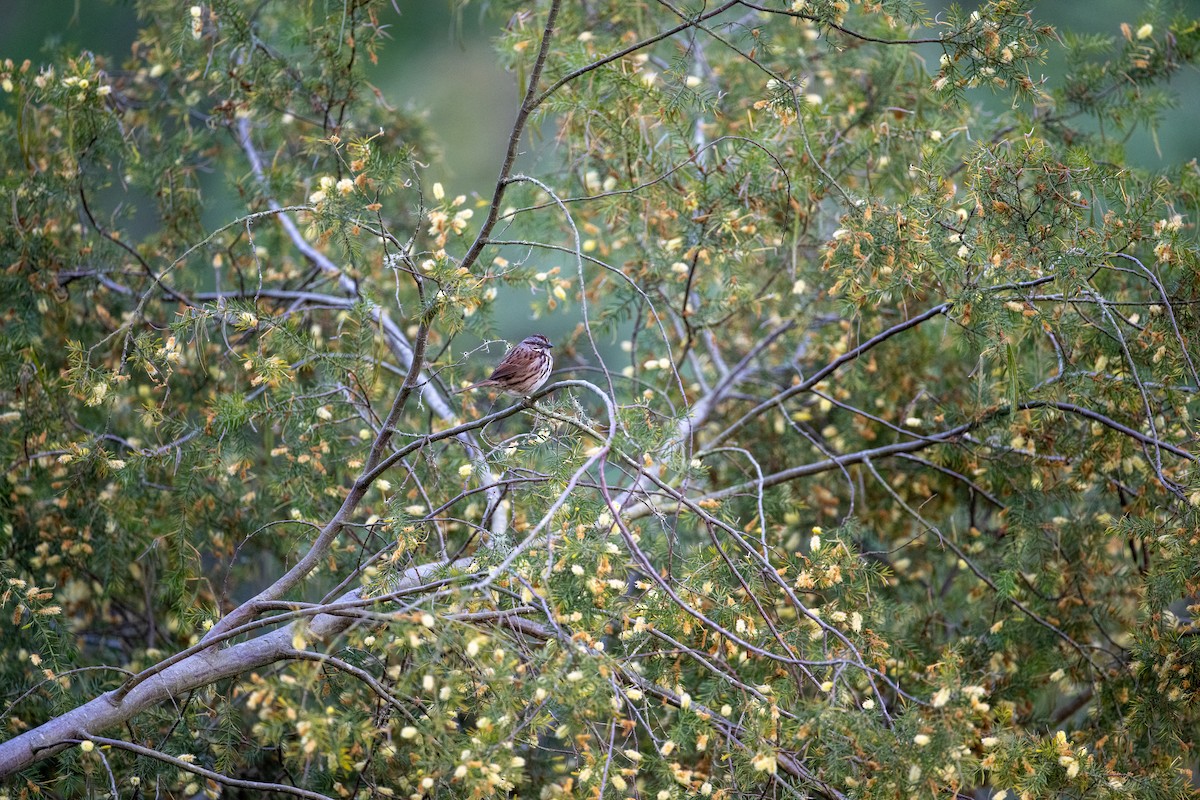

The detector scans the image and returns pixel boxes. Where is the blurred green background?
[3,0,1197,195]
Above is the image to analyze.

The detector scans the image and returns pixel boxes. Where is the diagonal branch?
[706,303,953,449]
[459,0,565,273]
[79,735,337,800]
[0,560,451,777]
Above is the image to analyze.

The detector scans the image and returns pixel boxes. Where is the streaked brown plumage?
[455,334,554,396]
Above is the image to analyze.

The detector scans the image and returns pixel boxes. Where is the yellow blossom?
[751,752,777,774]
[86,382,109,406]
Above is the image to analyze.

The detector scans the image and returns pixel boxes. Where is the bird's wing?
[486,349,533,383]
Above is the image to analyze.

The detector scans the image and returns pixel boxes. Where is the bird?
[454,334,554,396]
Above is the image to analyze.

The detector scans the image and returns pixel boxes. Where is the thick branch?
[0,562,445,777]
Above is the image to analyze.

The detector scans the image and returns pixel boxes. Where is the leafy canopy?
[1,1,1199,798]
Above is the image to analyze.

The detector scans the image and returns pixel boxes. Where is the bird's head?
[521,334,554,351]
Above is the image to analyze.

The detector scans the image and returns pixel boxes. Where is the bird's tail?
[452,380,494,394]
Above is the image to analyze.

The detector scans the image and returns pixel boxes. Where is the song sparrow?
[455,334,554,396]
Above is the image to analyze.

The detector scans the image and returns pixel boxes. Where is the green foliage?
[1,0,1199,798]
